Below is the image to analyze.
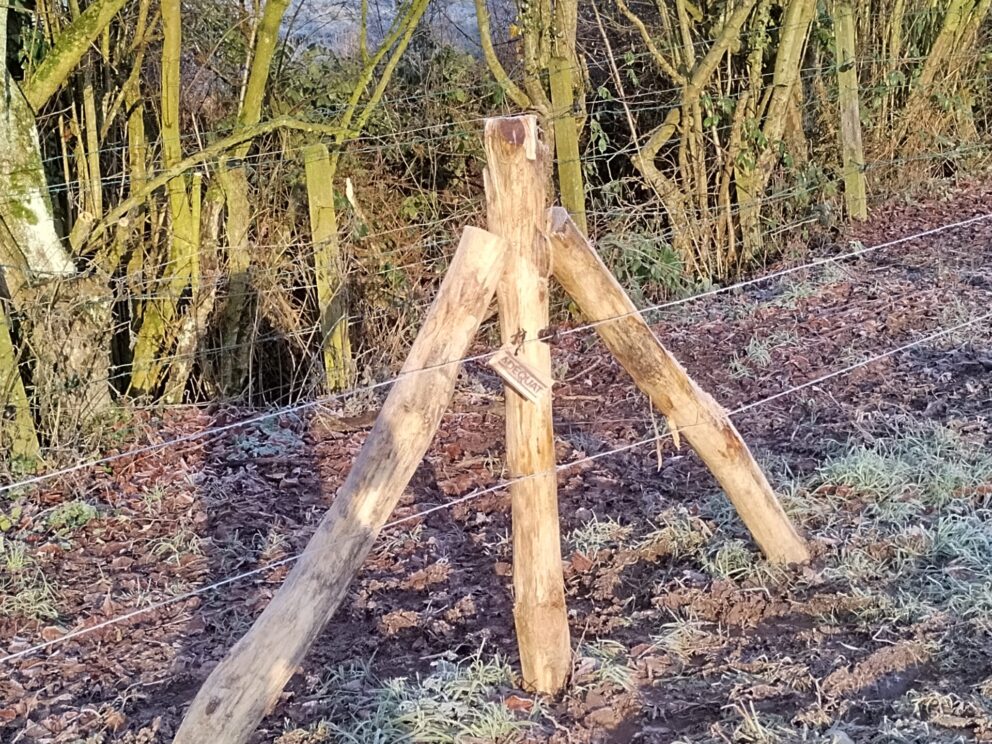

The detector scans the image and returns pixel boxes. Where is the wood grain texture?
[174,225,507,744]
[547,207,809,565]
[483,116,571,694]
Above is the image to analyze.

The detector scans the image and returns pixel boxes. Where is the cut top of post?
[485,116,540,161]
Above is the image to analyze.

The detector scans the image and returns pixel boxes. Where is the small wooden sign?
[488,346,552,403]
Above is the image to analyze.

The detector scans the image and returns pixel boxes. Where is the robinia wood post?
[483,115,571,693]
[833,0,868,220]
[174,226,507,744]
[547,208,809,565]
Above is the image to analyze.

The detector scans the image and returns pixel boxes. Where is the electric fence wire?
[8,35,990,181]
[3,131,986,288]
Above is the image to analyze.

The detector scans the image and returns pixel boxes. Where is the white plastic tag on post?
[488,346,552,404]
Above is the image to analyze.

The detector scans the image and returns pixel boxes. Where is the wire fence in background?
[2,207,988,495]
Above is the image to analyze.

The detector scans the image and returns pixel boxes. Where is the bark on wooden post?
[483,116,571,693]
[833,0,868,220]
[547,208,809,565]
[174,226,507,744]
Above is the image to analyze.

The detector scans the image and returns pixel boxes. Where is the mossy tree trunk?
[833,0,868,219]
[215,0,292,396]
[2,2,113,457]
[0,10,39,460]
[547,0,587,235]
[128,0,196,396]
[0,293,40,469]
[0,9,75,283]
[734,0,816,264]
[304,144,353,391]
[625,0,758,274]
[164,174,213,403]
[619,0,820,277]
[21,0,127,111]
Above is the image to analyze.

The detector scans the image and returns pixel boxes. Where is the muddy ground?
[2,180,992,743]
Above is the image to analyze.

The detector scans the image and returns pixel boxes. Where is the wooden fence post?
[305,142,353,391]
[483,116,571,693]
[547,208,809,565]
[174,226,507,744]
[834,0,868,220]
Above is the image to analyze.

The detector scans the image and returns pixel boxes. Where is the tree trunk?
[1,6,110,446]
[0,38,74,281]
[163,174,210,404]
[833,0,867,219]
[547,0,587,235]
[0,298,40,467]
[631,0,759,270]
[129,0,196,396]
[215,0,292,395]
[304,143,353,391]
[736,0,815,262]
[214,163,253,396]
[81,66,103,219]
[22,0,127,111]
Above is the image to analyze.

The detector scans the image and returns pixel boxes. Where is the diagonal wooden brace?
[174,225,507,744]
[547,207,809,565]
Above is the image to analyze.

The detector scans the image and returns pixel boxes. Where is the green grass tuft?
[567,515,633,555]
[47,499,97,534]
[279,653,536,744]
[803,424,992,627]
[0,536,58,621]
